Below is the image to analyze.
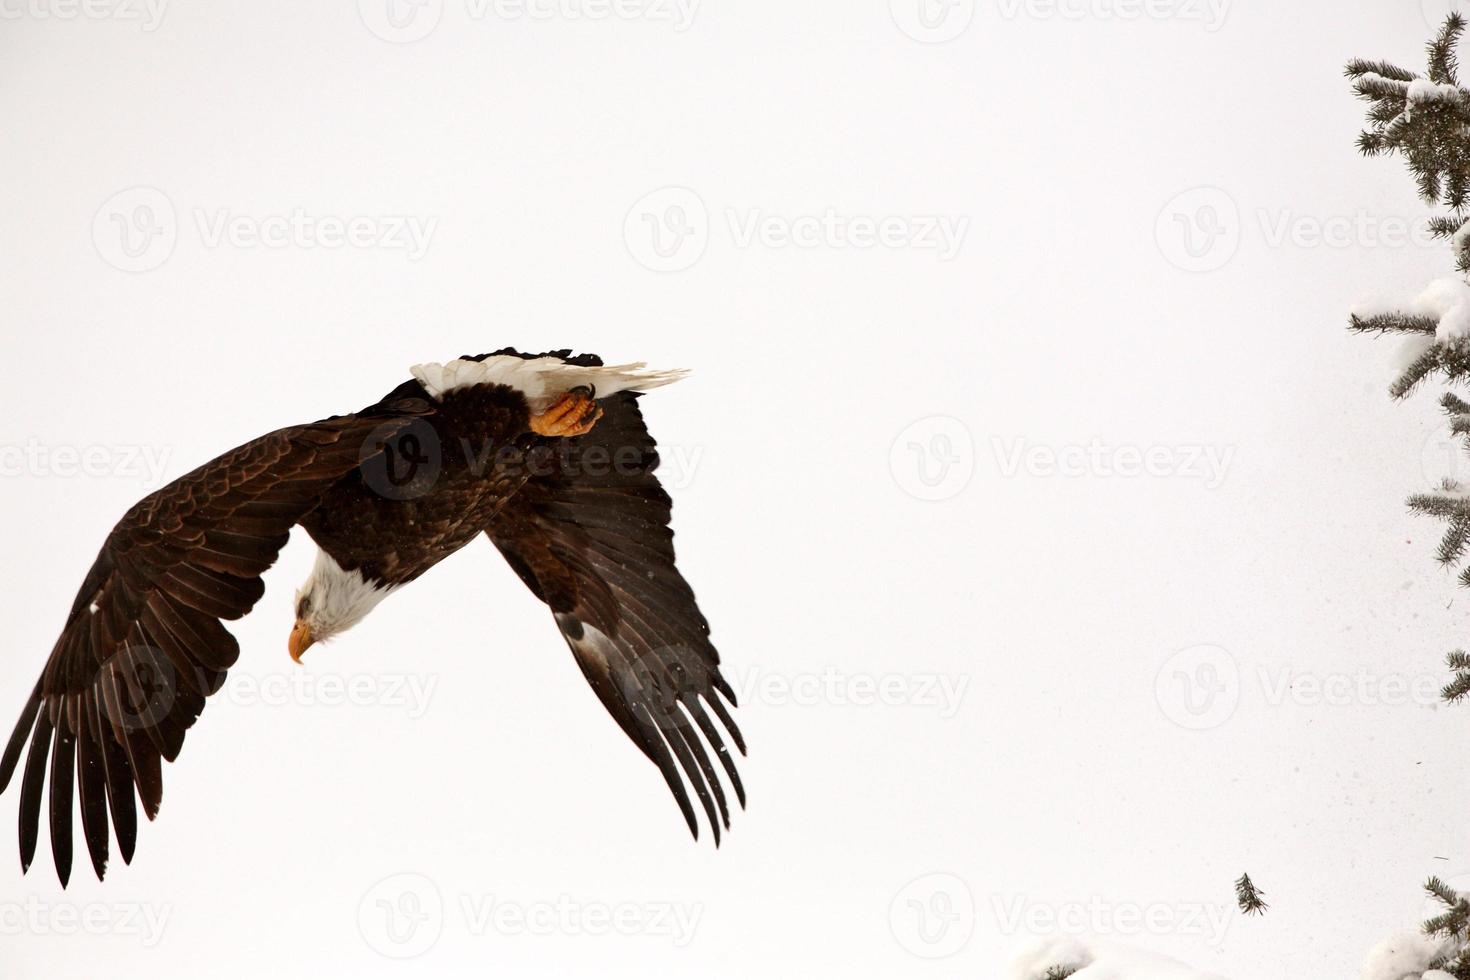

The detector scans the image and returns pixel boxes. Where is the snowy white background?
[1,1,1467,977]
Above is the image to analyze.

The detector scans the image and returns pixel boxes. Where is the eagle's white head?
[289,551,397,662]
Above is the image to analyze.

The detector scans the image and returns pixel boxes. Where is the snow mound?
[1007,937,1231,980]
[1359,929,1456,980]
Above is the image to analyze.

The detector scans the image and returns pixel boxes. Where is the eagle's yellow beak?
[288,621,315,663]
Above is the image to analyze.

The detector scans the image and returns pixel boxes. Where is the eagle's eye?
[296,596,311,619]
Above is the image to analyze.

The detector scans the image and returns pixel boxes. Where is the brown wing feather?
[0,404,427,884]
[487,391,744,845]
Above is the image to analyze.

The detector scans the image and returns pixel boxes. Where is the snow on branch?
[1350,15,1470,209]
[1006,938,1231,980]
[1348,16,1470,980]
[1350,279,1470,397]
[1360,929,1458,980]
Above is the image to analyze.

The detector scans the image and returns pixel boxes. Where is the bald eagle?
[0,349,745,885]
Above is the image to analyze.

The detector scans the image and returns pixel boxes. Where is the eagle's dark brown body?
[0,349,744,886]
[302,380,535,587]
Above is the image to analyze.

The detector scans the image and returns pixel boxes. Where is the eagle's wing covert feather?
[0,404,426,884]
[486,391,744,844]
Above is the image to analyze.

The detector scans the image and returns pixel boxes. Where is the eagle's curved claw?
[531,389,603,438]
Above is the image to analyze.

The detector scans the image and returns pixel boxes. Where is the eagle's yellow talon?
[531,390,602,437]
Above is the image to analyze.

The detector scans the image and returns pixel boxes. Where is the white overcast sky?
[2,1,1468,977]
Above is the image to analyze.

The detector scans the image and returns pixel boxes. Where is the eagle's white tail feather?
[410,355,688,412]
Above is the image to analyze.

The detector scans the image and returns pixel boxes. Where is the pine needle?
[1236,873,1269,916]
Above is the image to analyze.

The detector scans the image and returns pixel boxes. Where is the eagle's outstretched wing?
[0,405,425,884]
[487,391,745,844]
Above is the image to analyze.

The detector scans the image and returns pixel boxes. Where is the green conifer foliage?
[1235,873,1268,916]
[1350,18,1470,706]
[1351,22,1470,976]
[1424,877,1470,977]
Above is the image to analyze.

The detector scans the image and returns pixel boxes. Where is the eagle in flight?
[0,349,745,885]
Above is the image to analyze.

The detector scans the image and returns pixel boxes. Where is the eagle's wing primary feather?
[486,391,744,844]
[0,405,426,885]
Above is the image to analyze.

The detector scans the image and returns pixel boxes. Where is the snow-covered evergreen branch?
[1349,19,1470,980]
[1349,15,1470,244]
